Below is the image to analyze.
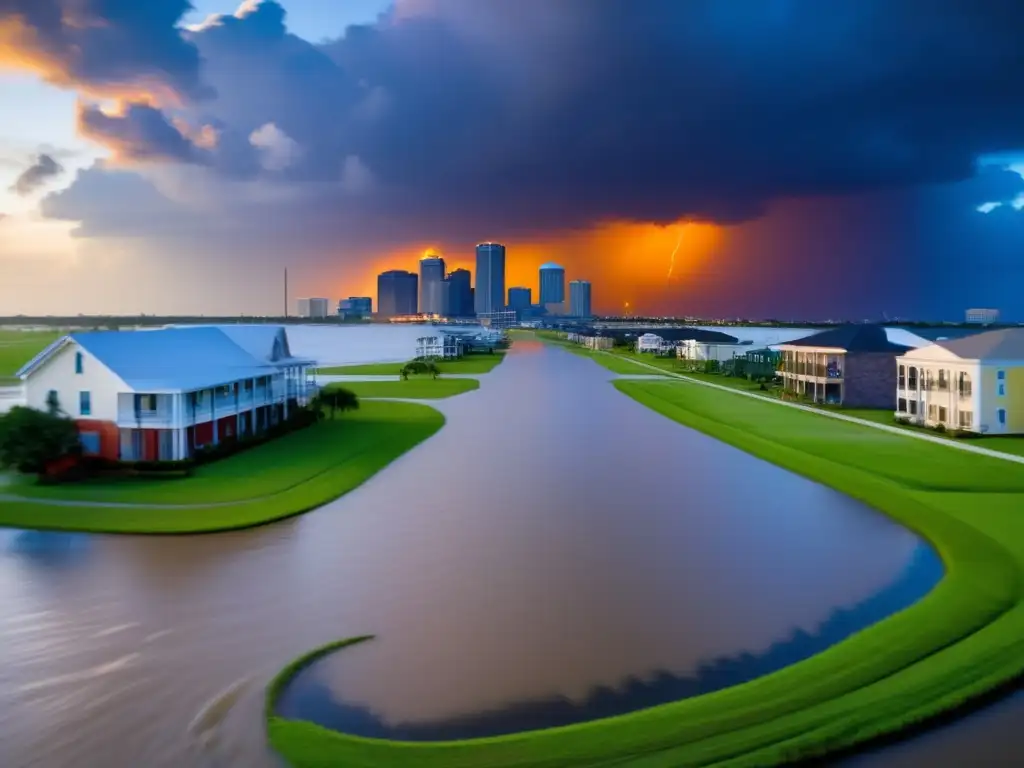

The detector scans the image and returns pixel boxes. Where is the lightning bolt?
[666,227,684,279]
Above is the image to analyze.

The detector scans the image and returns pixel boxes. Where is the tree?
[320,387,359,419]
[0,406,81,474]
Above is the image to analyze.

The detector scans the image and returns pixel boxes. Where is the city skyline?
[1,2,1024,320]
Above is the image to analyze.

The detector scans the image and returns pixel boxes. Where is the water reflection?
[278,543,942,740]
[4,530,91,567]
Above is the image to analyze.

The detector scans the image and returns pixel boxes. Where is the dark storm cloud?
[0,0,208,100]
[10,153,64,195]
[76,102,211,164]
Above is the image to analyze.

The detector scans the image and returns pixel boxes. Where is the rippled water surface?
[0,341,948,766]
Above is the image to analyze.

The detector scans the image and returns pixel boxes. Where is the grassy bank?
[0,401,443,534]
[265,379,1024,767]
[324,377,479,400]
[317,352,506,376]
[0,329,60,384]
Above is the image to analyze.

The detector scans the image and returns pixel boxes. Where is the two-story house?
[16,325,316,461]
[776,325,911,408]
[895,328,1024,434]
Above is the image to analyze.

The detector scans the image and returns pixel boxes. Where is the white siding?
[23,341,128,421]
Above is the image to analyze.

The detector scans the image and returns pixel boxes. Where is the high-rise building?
[338,297,372,318]
[297,297,329,318]
[448,268,473,317]
[569,280,592,318]
[377,270,418,317]
[475,242,506,315]
[419,255,446,314]
[426,278,452,317]
[539,263,565,304]
[507,286,532,315]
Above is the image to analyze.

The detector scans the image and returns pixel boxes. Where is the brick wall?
[845,352,900,409]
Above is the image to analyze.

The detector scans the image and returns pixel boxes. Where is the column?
[211,388,219,445]
[170,393,180,460]
[283,367,290,420]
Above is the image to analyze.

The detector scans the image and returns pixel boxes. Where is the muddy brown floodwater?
[0,341,956,766]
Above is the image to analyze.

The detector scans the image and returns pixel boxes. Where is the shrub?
[0,406,81,474]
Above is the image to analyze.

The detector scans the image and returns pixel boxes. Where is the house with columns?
[17,325,316,462]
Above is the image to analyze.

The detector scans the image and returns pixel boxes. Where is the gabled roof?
[213,325,314,366]
[778,324,910,353]
[933,328,1024,361]
[18,326,314,392]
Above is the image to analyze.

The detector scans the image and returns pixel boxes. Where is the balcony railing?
[117,384,292,426]
[958,387,973,399]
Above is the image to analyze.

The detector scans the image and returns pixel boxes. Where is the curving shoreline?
[0,401,446,535]
[263,366,1024,767]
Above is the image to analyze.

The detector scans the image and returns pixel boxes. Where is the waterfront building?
[17,326,315,462]
[377,270,418,317]
[777,325,910,408]
[895,327,1024,434]
[474,242,506,315]
[419,256,447,315]
[539,263,565,304]
[337,297,372,318]
[448,268,473,317]
[568,279,592,318]
[296,297,329,319]
[965,308,1000,325]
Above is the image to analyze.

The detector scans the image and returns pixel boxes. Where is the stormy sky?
[1,0,1023,319]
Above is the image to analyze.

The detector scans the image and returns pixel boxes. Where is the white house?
[415,332,464,359]
[895,328,1024,434]
[676,339,753,363]
[17,325,315,462]
[636,333,666,353]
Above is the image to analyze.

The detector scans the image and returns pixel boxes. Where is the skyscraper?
[507,286,532,316]
[337,297,372,318]
[377,270,418,317]
[569,280,592,318]
[539,263,565,304]
[297,297,329,318]
[475,242,506,315]
[448,268,473,317]
[419,255,446,314]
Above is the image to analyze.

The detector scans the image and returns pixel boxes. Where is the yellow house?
[895,328,1024,434]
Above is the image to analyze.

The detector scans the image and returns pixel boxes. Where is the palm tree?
[322,387,359,418]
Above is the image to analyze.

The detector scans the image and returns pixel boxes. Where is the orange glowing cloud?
[340,219,724,314]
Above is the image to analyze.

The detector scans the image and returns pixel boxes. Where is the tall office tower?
[507,286,532,315]
[474,242,506,315]
[569,280,593,318]
[419,255,447,314]
[297,297,329,318]
[426,278,452,317]
[337,297,372,318]
[539,263,566,304]
[447,268,473,317]
[377,270,418,317]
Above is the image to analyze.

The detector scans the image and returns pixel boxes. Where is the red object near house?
[44,454,80,477]
[194,420,214,447]
[75,419,120,460]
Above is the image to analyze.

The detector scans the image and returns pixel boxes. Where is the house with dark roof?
[895,328,1024,434]
[776,325,911,408]
[16,325,316,462]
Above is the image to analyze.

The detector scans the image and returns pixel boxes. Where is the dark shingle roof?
[936,328,1024,360]
[780,324,910,353]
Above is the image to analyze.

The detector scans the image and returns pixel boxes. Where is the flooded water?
[0,341,942,766]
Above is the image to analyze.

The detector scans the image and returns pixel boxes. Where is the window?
[80,432,101,455]
[998,383,1006,397]
[79,391,91,416]
[898,365,906,389]
[909,400,918,415]
[998,409,1007,425]
[897,397,907,413]
[137,394,157,412]
[997,370,1006,380]
[938,406,947,422]
[908,366,918,389]
[74,351,83,374]
[959,411,973,428]
[928,404,937,420]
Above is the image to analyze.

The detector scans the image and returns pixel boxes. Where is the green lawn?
[0,329,61,383]
[317,352,506,376]
[324,377,479,399]
[0,401,443,534]
[266,378,1024,767]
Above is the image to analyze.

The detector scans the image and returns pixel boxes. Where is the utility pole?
[284,268,288,319]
